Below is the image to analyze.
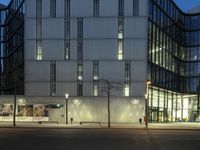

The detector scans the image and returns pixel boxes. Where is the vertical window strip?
[78,18,83,40]
[77,18,83,96]
[133,0,139,16]
[50,61,56,96]
[118,0,124,17]
[36,0,42,60]
[93,0,99,17]
[64,0,70,60]
[64,18,70,60]
[118,17,124,60]
[65,41,70,60]
[50,0,56,17]
[124,61,131,96]
[93,60,99,96]
[65,0,70,17]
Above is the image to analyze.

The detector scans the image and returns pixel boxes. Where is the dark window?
[50,0,56,17]
[133,0,139,16]
[65,0,70,17]
[118,0,124,16]
[50,61,56,96]
[93,0,99,17]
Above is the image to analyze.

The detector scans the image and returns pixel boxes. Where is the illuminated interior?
[148,86,199,122]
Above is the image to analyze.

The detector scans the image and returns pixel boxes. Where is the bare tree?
[100,79,123,128]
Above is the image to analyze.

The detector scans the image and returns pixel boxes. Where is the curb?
[0,126,200,130]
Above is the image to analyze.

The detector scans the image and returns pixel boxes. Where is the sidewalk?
[0,122,200,130]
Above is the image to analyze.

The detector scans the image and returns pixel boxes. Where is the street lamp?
[65,93,69,124]
[145,81,151,129]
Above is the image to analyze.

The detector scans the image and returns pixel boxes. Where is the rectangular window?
[93,61,99,96]
[77,42,83,62]
[36,0,42,18]
[118,18,124,39]
[50,61,56,96]
[77,64,83,81]
[93,0,99,17]
[36,0,42,60]
[64,19,70,60]
[77,64,83,96]
[50,0,56,17]
[124,61,131,96]
[77,18,83,96]
[65,0,70,17]
[118,17,124,60]
[118,39,123,60]
[77,18,83,39]
[36,40,42,60]
[133,0,139,16]
[66,19,70,39]
[65,41,70,60]
[77,81,83,96]
[118,0,124,16]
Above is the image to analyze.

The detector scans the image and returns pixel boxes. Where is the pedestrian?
[139,118,142,125]
[70,117,73,124]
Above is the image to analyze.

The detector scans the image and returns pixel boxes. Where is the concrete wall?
[0,96,145,123]
[23,0,148,123]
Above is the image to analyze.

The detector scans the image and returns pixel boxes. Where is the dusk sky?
[1,0,200,12]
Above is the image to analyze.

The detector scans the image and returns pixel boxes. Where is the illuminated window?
[64,19,70,60]
[93,81,99,96]
[118,39,123,60]
[36,41,43,60]
[124,61,131,96]
[93,61,99,96]
[77,18,83,96]
[78,64,83,81]
[124,85,130,97]
[64,0,70,60]
[118,17,124,60]
[36,0,42,60]
[65,41,70,60]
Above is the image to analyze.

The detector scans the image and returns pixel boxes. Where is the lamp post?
[145,81,151,129]
[65,93,69,124]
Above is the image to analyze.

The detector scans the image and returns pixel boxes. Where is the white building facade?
[0,0,148,124]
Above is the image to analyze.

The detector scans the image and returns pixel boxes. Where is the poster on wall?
[18,105,33,116]
[34,105,49,117]
[0,104,14,116]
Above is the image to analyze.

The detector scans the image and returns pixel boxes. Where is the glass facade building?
[0,0,199,124]
[0,0,25,95]
[148,0,200,122]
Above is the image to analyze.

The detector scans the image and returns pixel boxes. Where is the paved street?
[0,128,199,150]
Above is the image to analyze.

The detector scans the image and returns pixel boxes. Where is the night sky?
[0,0,200,12]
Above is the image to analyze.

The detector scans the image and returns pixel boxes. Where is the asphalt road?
[0,128,199,150]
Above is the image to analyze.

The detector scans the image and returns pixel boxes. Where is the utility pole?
[65,93,69,124]
[13,82,16,126]
[101,79,111,128]
[106,80,111,128]
[145,81,151,129]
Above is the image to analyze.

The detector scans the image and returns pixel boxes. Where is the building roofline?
[170,0,200,16]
